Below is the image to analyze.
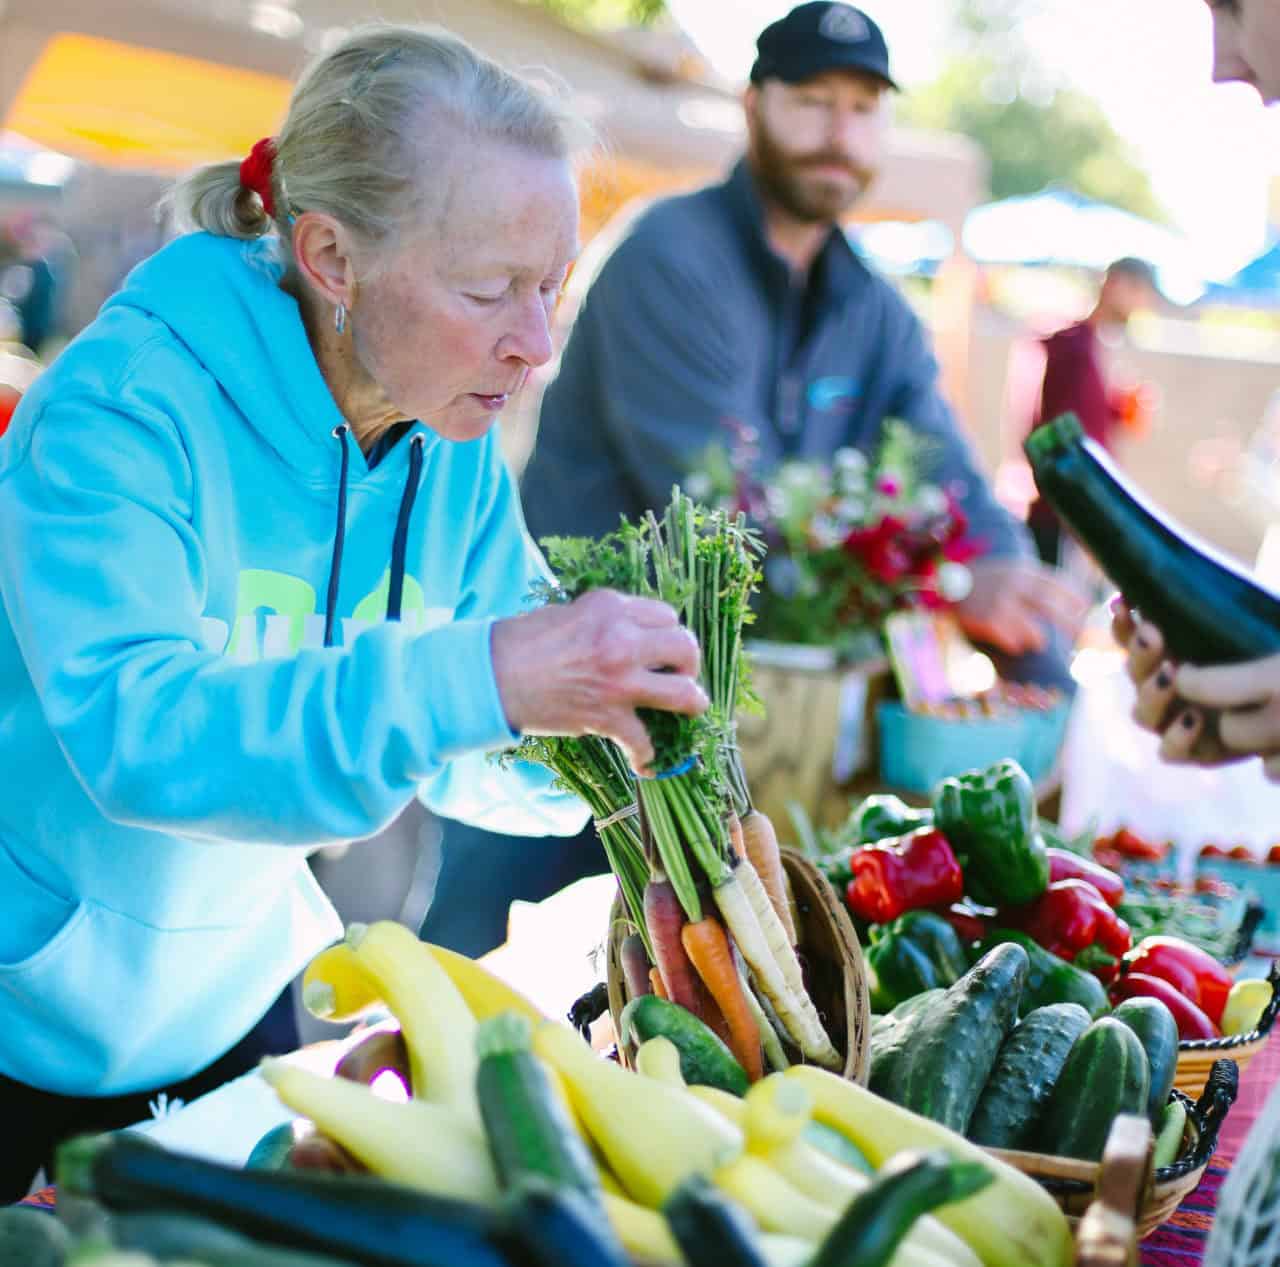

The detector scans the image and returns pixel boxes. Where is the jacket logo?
[807,375,860,413]
[820,6,870,42]
[199,568,452,662]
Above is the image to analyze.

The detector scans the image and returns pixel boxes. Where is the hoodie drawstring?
[325,425,425,646]
[324,424,352,649]
[387,433,425,622]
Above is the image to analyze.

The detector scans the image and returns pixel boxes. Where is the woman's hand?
[1111,596,1280,776]
[491,589,707,776]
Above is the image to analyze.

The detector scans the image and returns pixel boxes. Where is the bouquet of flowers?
[687,419,986,658]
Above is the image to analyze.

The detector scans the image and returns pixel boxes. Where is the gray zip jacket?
[523,159,1030,562]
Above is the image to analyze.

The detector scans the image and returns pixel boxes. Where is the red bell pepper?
[1124,936,1233,1026]
[1110,972,1220,1040]
[1006,878,1132,975]
[1046,848,1125,908]
[844,827,963,925]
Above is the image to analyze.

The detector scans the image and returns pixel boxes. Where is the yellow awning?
[3,33,293,173]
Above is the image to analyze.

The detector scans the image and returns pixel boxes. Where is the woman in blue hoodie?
[0,25,706,1197]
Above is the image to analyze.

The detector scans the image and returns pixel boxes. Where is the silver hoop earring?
[334,302,347,335]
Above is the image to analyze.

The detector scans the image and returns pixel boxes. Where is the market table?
[16,876,1280,1267]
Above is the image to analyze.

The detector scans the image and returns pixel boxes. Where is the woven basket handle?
[1252,961,1280,1037]
[1191,1056,1241,1161]
[1075,1113,1153,1266]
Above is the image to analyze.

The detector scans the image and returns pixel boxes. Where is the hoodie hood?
[105,232,352,474]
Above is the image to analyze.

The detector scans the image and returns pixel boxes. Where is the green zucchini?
[890,943,1028,1133]
[663,1173,771,1267]
[1026,413,1280,664]
[55,1132,511,1267]
[619,994,749,1095]
[1152,1098,1188,1170]
[0,1206,71,1267]
[967,1003,1092,1149]
[500,1175,630,1267]
[1110,997,1179,1127]
[1035,1018,1151,1162]
[807,1149,993,1267]
[475,1012,602,1199]
[110,1211,360,1266]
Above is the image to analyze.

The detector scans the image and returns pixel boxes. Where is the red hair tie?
[239,137,277,218]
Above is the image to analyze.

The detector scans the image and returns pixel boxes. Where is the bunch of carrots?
[515,489,841,1082]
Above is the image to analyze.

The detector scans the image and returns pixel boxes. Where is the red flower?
[943,535,986,564]
[844,516,914,583]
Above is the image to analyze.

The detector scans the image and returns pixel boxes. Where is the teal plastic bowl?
[876,700,1070,795]
[1198,857,1280,946]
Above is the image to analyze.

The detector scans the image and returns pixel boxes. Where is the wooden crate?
[736,644,892,832]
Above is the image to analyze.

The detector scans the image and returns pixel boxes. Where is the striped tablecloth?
[1139,1027,1280,1266]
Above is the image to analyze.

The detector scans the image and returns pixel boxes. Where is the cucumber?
[967,1003,1092,1149]
[1153,1098,1188,1170]
[1110,997,1179,1127]
[619,994,749,1095]
[663,1173,771,1267]
[56,1132,511,1267]
[868,991,944,1101]
[499,1175,630,1267]
[1035,1017,1151,1162]
[0,1206,71,1267]
[891,943,1029,1133]
[475,1013,603,1199]
[1026,413,1280,664]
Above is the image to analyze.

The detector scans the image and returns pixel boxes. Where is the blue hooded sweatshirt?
[0,232,588,1096]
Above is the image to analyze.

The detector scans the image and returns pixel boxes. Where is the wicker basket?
[986,1058,1239,1239]
[1174,961,1280,1098]
[605,847,872,1083]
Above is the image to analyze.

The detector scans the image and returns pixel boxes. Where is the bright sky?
[666,0,1280,281]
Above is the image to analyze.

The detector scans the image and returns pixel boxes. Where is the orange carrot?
[726,812,747,861]
[681,916,764,1083]
[740,809,797,946]
[649,967,668,1000]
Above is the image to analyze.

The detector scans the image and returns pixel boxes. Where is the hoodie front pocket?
[0,838,86,971]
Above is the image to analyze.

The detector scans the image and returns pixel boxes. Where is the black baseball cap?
[750,3,898,91]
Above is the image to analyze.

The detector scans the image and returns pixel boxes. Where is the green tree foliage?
[900,0,1165,221]
[530,0,666,26]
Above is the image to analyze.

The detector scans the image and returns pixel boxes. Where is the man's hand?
[954,557,1090,656]
[1111,597,1263,772]
[491,589,708,776]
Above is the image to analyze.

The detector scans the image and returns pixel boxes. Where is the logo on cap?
[819,5,870,43]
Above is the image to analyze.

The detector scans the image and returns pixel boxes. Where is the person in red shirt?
[1027,256,1159,564]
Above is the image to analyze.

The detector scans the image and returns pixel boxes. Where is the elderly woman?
[1117,0,1280,778]
[0,25,705,1198]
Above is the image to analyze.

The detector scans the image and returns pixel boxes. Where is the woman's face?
[353,141,579,443]
[1209,0,1280,104]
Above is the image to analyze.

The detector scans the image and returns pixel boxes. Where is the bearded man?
[421,3,1085,956]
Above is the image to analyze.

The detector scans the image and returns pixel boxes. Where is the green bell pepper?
[930,759,1050,907]
[974,929,1109,1019]
[867,910,968,1013]
[851,793,933,845]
